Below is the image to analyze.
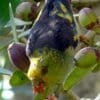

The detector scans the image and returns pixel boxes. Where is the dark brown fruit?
[8,42,30,72]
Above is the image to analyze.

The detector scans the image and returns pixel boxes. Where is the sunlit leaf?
[10,70,30,86]
[63,64,97,90]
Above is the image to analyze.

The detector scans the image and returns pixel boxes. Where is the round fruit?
[16,2,38,21]
[74,47,97,68]
[8,42,30,72]
[79,7,99,30]
[84,30,95,45]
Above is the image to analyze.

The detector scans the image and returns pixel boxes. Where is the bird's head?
[27,48,71,85]
[41,0,73,19]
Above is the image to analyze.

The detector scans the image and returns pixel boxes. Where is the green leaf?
[0,68,12,75]
[6,18,32,27]
[0,0,21,29]
[63,64,97,90]
[10,70,30,86]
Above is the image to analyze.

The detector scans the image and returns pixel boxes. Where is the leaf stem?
[9,3,18,43]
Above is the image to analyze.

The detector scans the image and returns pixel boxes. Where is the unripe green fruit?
[8,42,30,72]
[74,47,97,68]
[16,2,32,21]
[85,30,95,45]
[79,8,99,30]
[85,30,95,40]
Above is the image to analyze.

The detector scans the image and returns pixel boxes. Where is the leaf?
[18,29,31,38]
[6,18,32,27]
[0,68,12,75]
[10,70,30,86]
[9,3,18,42]
[0,18,31,36]
[63,64,97,90]
[0,28,31,51]
[0,0,21,29]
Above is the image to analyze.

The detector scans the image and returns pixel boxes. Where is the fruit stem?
[9,3,18,43]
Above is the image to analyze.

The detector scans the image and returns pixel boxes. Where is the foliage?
[0,0,21,29]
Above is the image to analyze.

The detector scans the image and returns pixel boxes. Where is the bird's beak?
[27,57,41,80]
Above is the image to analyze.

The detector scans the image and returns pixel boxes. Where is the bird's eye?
[41,66,48,75]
